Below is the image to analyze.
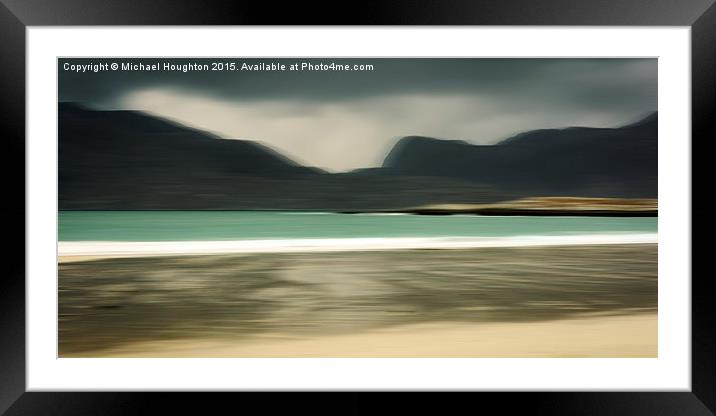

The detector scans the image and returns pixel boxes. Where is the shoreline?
[58,233,657,263]
[59,197,658,216]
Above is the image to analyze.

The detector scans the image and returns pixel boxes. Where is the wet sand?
[59,244,657,357]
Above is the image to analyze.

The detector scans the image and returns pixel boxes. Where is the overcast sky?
[59,58,657,172]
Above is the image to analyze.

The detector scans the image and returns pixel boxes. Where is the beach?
[59,243,657,357]
[57,233,657,262]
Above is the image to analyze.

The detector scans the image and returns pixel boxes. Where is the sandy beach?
[75,313,656,358]
[59,244,657,358]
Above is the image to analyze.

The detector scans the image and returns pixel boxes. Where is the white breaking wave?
[58,233,657,259]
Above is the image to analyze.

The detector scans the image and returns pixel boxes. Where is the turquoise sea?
[58,211,658,242]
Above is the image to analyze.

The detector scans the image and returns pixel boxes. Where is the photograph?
[57,57,658,358]
[1,0,708,410]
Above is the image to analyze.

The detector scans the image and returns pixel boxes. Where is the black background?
[0,0,710,414]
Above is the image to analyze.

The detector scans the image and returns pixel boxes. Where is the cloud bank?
[60,58,657,172]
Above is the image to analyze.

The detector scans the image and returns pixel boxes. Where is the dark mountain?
[383,112,657,198]
[59,102,319,179]
[59,103,325,209]
[59,103,511,210]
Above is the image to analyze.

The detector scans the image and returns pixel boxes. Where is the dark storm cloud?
[58,58,656,110]
[58,58,657,171]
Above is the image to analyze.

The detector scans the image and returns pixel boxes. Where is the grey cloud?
[59,58,656,108]
[59,58,657,171]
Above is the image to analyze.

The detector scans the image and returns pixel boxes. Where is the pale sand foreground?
[90,312,656,358]
[59,244,657,357]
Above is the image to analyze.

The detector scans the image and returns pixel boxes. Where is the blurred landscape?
[58,58,658,357]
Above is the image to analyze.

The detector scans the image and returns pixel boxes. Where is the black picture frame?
[1,0,709,414]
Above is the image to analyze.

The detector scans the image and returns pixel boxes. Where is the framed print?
[2,0,711,414]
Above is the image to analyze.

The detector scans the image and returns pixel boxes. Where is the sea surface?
[58,211,657,242]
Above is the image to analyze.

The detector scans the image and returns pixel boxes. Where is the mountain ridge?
[382,112,657,198]
[58,103,657,209]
